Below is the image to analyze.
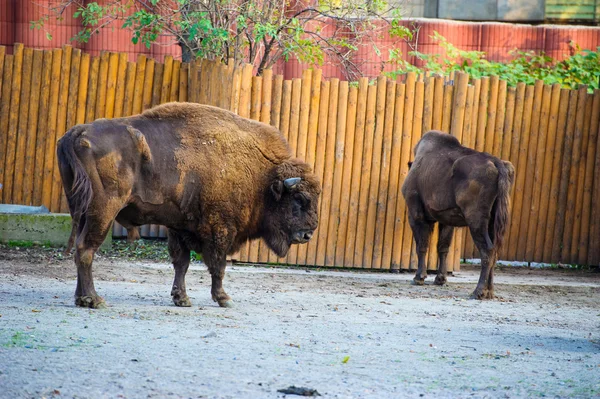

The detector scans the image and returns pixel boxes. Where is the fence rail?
[1,43,599,270]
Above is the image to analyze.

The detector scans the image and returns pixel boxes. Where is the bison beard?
[57,102,321,309]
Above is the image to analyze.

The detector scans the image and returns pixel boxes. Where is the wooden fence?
[1,43,599,270]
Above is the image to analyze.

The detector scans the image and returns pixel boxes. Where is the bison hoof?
[411,277,426,286]
[470,289,494,300]
[434,275,447,286]
[173,296,192,307]
[218,299,234,308]
[75,295,106,309]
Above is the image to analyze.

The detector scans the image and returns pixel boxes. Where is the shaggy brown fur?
[402,131,514,299]
[58,102,321,309]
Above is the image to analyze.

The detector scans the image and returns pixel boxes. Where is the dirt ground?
[0,246,599,399]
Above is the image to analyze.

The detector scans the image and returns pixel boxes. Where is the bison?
[57,102,321,309]
[402,131,515,299]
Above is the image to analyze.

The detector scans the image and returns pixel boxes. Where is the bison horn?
[283,177,301,190]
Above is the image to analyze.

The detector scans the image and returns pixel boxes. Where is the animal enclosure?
[0,43,599,270]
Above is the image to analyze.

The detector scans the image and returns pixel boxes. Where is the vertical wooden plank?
[315,79,340,267]
[131,55,146,115]
[151,63,164,107]
[506,83,531,260]
[11,47,33,205]
[395,72,416,270]
[112,53,128,118]
[469,78,482,148]
[431,76,444,130]
[542,88,570,263]
[441,80,454,134]
[483,75,499,154]
[306,81,330,266]
[475,77,490,152]
[0,54,14,200]
[428,76,445,264]
[516,80,544,260]
[22,50,45,206]
[160,55,173,104]
[2,44,24,204]
[551,90,579,263]
[237,64,253,118]
[140,58,155,238]
[287,79,302,154]
[569,91,593,263]
[382,82,406,270]
[189,59,200,103]
[500,86,516,161]
[283,78,303,264]
[270,75,284,129]
[525,83,552,261]
[256,69,274,264]
[229,65,242,113]
[94,51,109,119]
[41,48,62,209]
[334,85,358,267]
[343,78,369,266]
[533,84,561,261]
[169,60,181,102]
[32,51,52,206]
[75,54,91,124]
[297,69,322,265]
[450,72,469,139]
[422,76,434,133]
[279,80,293,139]
[84,57,100,123]
[492,80,507,156]
[121,62,137,117]
[577,90,599,265]
[199,59,210,105]
[296,70,312,163]
[141,58,155,111]
[104,52,119,118]
[362,77,387,269]
[323,81,349,267]
[588,90,600,266]
[48,45,73,212]
[372,79,397,269]
[0,46,5,100]
[248,75,263,262]
[449,73,469,269]
[561,87,587,263]
[60,48,82,212]
[178,63,188,103]
[250,76,263,121]
[210,60,222,107]
[460,84,477,261]
[235,64,255,262]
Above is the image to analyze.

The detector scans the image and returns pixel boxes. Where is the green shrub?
[388,32,600,92]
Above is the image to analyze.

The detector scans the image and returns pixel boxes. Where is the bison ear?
[270,180,284,201]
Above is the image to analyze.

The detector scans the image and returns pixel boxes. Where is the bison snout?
[292,230,314,244]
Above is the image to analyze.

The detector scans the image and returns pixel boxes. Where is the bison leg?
[408,214,433,285]
[468,218,495,300]
[167,230,192,307]
[434,224,454,286]
[74,215,114,309]
[203,244,233,308]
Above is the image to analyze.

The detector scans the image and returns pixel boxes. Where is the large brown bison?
[57,102,321,309]
[402,131,515,299]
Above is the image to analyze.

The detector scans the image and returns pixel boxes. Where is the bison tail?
[492,160,515,250]
[57,126,93,253]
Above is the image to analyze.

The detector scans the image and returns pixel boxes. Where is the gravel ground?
[0,246,599,399]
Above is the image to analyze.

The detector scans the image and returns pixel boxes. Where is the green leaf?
[45,32,52,41]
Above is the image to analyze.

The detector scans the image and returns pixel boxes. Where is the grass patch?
[99,238,203,262]
[6,240,35,248]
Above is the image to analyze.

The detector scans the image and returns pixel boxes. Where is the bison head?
[263,160,321,257]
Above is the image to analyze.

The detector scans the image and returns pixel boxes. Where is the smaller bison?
[402,131,515,299]
[58,102,321,309]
